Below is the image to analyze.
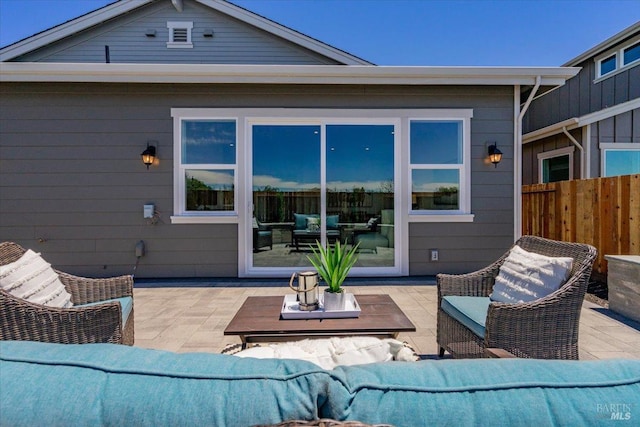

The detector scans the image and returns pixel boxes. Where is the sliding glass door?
[252,124,321,267]
[250,121,396,273]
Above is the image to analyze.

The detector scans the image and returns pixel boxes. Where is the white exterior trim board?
[523,98,640,144]
[0,0,370,65]
[0,0,152,62]
[0,62,580,86]
[563,21,640,67]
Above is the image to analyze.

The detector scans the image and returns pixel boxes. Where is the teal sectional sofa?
[1,341,639,426]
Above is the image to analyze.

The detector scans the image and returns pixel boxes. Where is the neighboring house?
[522,21,640,184]
[0,0,578,279]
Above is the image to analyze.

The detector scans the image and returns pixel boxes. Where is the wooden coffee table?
[224,294,416,348]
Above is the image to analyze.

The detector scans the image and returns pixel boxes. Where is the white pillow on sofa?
[0,249,73,308]
[490,245,573,304]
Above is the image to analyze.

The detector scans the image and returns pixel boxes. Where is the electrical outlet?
[430,249,439,261]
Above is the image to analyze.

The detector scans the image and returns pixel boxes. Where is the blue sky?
[0,0,638,65]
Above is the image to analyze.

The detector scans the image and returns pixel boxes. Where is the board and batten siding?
[0,82,514,278]
[14,0,340,65]
[522,107,640,184]
[524,58,640,133]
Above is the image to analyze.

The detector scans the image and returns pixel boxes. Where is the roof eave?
[0,0,149,62]
[562,21,640,67]
[0,0,371,65]
[0,63,580,85]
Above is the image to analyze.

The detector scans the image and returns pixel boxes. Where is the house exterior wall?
[12,0,340,65]
[0,81,515,278]
[523,26,640,183]
[523,46,640,133]
[522,129,582,185]
[522,106,640,185]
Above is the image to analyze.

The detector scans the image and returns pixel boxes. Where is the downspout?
[562,127,584,179]
[514,76,541,240]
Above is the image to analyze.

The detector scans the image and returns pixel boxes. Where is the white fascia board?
[0,0,371,66]
[522,118,580,144]
[562,21,640,67]
[0,0,152,62]
[0,63,580,86]
[523,97,640,144]
[578,97,640,126]
[197,0,371,65]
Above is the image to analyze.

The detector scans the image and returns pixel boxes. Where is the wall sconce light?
[487,143,503,168]
[141,143,156,169]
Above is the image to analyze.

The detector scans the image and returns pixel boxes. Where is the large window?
[177,119,237,215]
[538,147,574,183]
[601,144,640,177]
[171,108,473,276]
[409,120,470,216]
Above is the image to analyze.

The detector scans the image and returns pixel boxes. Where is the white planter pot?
[323,289,346,311]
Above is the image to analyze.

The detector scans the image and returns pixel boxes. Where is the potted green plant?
[308,240,360,311]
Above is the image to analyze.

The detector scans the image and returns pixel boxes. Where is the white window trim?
[244,115,404,277]
[537,146,574,183]
[170,115,239,223]
[407,116,473,219]
[171,108,474,277]
[600,142,640,177]
[594,34,640,81]
[167,21,193,48]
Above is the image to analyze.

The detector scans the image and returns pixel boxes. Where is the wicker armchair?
[437,236,597,359]
[0,242,134,345]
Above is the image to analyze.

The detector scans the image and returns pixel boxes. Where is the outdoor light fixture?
[141,143,156,169]
[488,143,503,168]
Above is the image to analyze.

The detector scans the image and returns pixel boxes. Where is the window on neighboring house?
[623,41,640,66]
[409,120,470,215]
[599,54,617,77]
[178,120,237,215]
[595,36,640,79]
[167,21,193,48]
[538,147,574,183]
[601,143,640,177]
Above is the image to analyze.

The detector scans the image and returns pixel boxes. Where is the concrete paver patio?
[133,285,640,360]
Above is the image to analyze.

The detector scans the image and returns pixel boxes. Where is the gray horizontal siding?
[1,82,515,278]
[15,0,340,65]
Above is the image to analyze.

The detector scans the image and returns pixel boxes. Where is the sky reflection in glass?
[605,150,640,177]
[327,125,394,191]
[253,125,320,191]
[182,120,236,164]
[412,169,459,192]
[186,169,234,189]
[410,121,462,164]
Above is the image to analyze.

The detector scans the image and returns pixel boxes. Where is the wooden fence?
[522,174,640,278]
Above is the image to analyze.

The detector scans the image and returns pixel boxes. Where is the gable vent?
[172,28,188,43]
[167,21,193,48]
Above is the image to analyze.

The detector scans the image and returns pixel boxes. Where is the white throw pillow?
[0,249,73,308]
[490,245,573,304]
[234,337,417,369]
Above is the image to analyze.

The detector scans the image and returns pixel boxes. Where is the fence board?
[522,174,640,278]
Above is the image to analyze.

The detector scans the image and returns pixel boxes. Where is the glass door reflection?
[252,125,321,267]
[326,125,395,267]
[251,123,396,270]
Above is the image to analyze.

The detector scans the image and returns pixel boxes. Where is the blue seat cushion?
[440,296,490,338]
[76,296,132,326]
[294,213,319,230]
[0,341,330,427]
[325,358,640,426]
